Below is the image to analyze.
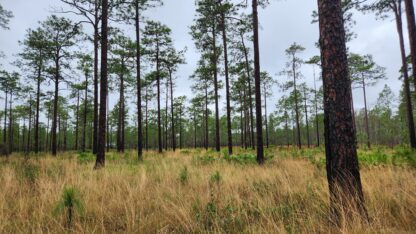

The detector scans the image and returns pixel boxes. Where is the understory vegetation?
[1,147,415,233]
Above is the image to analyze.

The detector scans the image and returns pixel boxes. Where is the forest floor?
[0,146,415,233]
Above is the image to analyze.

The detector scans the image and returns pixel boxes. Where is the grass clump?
[54,186,84,229]
[179,166,189,185]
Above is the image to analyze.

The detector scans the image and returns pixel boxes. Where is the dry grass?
[0,147,415,233]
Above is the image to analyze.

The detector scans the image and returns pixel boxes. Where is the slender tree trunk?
[106,94,110,152]
[46,105,51,152]
[156,45,162,153]
[292,56,302,149]
[204,83,209,150]
[27,96,33,153]
[394,1,416,149]
[241,34,255,149]
[304,89,310,148]
[117,71,125,153]
[35,55,42,153]
[82,72,88,152]
[263,84,269,148]
[75,89,80,151]
[252,0,264,164]
[169,70,176,151]
[220,6,233,155]
[3,90,7,145]
[135,1,143,160]
[93,5,99,155]
[52,56,60,156]
[404,0,416,92]
[313,66,320,147]
[165,79,168,151]
[8,92,13,153]
[212,26,220,152]
[145,89,149,151]
[95,0,108,169]
[362,78,371,149]
[318,0,368,223]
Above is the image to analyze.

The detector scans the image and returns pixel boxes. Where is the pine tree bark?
[252,0,264,164]
[241,34,255,149]
[212,26,221,152]
[156,43,162,153]
[52,56,60,156]
[169,70,176,151]
[292,55,302,149]
[35,53,42,153]
[75,89,80,151]
[220,6,233,155]
[95,0,108,169]
[135,1,143,160]
[318,0,368,223]
[82,71,88,152]
[92,0,100,155]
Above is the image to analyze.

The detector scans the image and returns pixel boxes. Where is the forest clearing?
[1,147,415,233]
[2,0,416,232]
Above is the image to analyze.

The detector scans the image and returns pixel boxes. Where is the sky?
[0,0,409,118]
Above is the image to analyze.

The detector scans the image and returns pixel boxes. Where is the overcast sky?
[0,0,409,117]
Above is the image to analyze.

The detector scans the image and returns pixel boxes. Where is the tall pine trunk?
[220,5,233,155]
[92,1,100,155]
[95,0,108,169]
[52,56,60,156]
[212,26,220,152]
[169,70,176,151]
[252,0,264,164]
[393,1,416,149]
[135,1,143,160]
[318,0,368,223]
[82,71,88,152]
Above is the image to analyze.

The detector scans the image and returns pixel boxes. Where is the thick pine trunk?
[318,0,368,223]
